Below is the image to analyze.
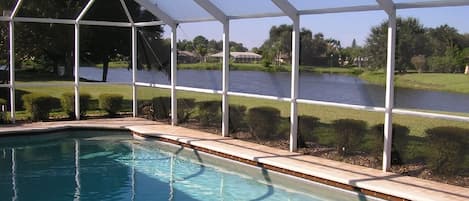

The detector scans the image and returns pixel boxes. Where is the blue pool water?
[0,131,380,201]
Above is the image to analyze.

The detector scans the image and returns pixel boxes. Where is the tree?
[1,0,86,76]
[178,39,194,52]
[260,24,330,66]
[365,17,427,71]
[207,39,221,54]
[0,0,164,81]
[425,25,466,73]
[428,47,464,73]
[260,24,292,66]
[427,25,463,57]
[229,41,248,52]
[193,35,208,62]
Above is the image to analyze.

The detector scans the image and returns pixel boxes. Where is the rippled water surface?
[0,131,378,201]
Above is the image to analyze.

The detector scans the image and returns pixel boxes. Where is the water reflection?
[0,133,376,201]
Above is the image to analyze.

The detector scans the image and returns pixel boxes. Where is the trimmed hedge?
[370,124,409,164]
[425,127,468,175]
[332,119,367,156]
[22,93,60,121]
[298,115,320,148]
[139,97,195,123]
[99,94,123,116]
[229,104,247,133]
[61,92,91,119]
[196,100,221,126]
[247,106,280,140]
[152,97,171,119]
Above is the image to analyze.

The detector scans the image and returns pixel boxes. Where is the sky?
[162,2,469,50]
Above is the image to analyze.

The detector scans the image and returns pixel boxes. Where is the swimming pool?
[0,130,382,201]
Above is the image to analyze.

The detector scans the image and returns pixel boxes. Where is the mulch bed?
[228,131,469,188]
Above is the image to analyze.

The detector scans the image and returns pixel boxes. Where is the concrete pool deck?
[0,117,467,201]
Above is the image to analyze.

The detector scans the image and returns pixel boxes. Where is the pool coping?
[1,117,468,201]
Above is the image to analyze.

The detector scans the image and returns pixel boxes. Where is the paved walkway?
[1,118,468,201]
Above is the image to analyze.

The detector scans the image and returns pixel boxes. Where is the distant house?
[178,51,199,63]
[210,52,262,63]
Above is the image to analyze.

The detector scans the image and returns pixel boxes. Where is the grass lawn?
[12,81,469,137]
[360,71,469,94]
[96,61,129,68]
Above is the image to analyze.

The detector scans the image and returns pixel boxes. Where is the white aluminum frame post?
[74,0,95,120]
[170,26,178,126]
[194,0,231,136]
[74,22,80,120]
[272,0,300,152]
[120,0,138,118]
[8,0,23,123]
[377,0,397,171]
[131,26,138,117]
[134,0,179,125]
[221,23,230,137]
[383,11,397,171]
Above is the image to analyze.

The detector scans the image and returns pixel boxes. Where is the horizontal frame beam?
[80,20,131,27]
[134,21,165,27]
[14,17,75,24]
[393,109,469,122]
[135,82,172,89]
[194,0,228,24]
[297,99,386,113]
[2,1,468,25]
[396,1,469,9]
[15,82,75,87]
[227,91,291,102]
[0,17,163,28]
[134,0,177,28]
[376,0,396,15]
[79,82,132,86]
[176,86,223,94]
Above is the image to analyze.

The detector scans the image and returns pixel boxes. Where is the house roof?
[178,51,197,57]
[210,52,262,59]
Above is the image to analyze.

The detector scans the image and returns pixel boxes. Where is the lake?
[80,67,469,113]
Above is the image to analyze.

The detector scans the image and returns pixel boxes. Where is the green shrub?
[196,100,221,126]
[177,98,195,123]
[261,58,272,68]
[98,94,123,116]
[425,127,468,175]
[370,124,409,164]
[247,107,280,140]
[152,97,171,119]
[229,104,247,133]
[61,92,91,119]
[139,97,195,123]
[22,93,60,121]
[298,115,320,148]
[332,119,367,156]
[138,100,153,120]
